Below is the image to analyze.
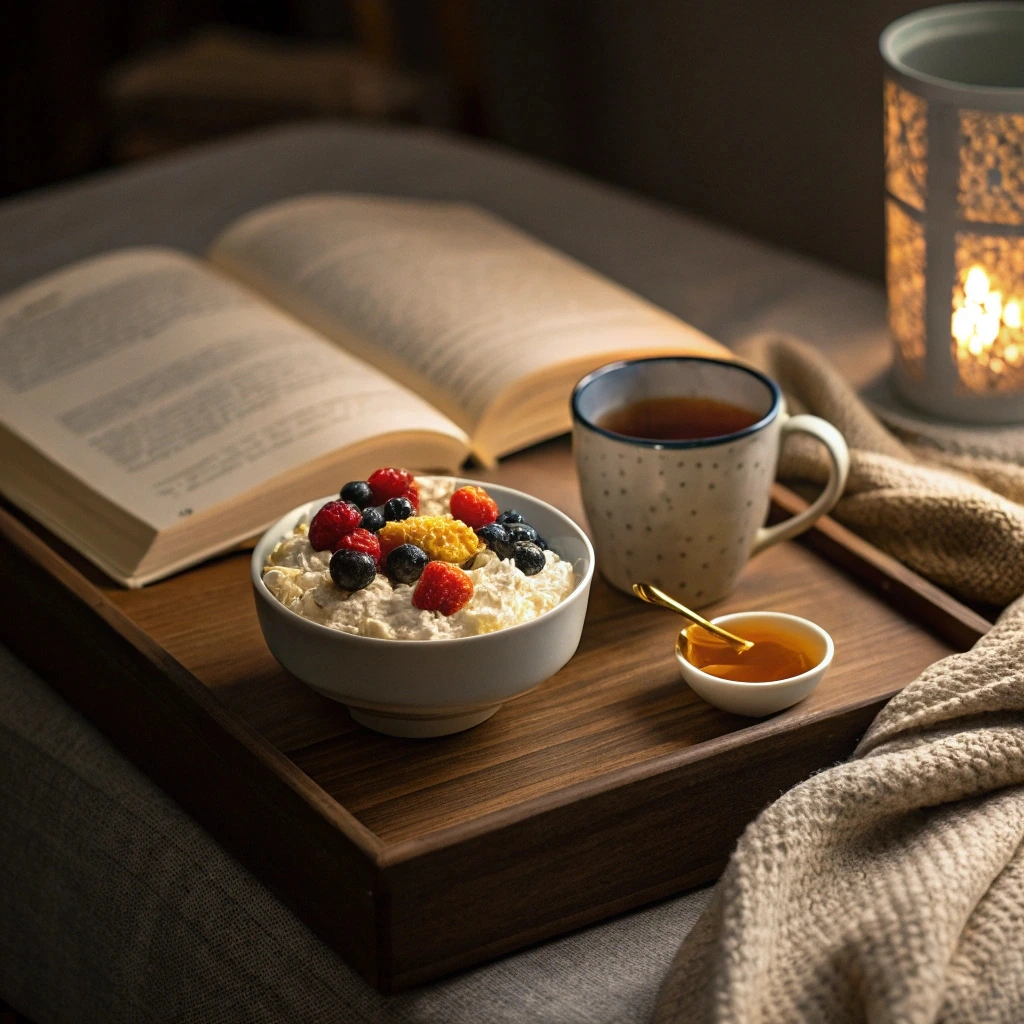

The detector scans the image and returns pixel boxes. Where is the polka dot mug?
[571,357,849,607]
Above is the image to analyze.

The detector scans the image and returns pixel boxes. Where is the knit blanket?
[655,336,1024,1022]
[742,334,1024,606]
[655,594,1024,1023]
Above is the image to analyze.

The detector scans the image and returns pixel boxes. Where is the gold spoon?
[631,582,755,653]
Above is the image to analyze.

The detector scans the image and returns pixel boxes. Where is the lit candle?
[950,264,1024,388]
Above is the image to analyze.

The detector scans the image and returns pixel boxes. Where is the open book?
[0,194,726,586]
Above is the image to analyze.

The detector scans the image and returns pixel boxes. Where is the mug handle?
[750,414,850,556]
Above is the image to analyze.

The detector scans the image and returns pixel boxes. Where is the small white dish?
[251,480,594,738]
[674,611,833,717]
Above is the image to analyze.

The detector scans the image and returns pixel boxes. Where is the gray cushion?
[0,121,883,1022]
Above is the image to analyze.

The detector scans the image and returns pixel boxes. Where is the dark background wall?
[0,0,981,281]
[475,0,957,281]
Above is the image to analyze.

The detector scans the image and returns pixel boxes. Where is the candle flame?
[965,265,990,303]
[952,306,975,344]
[952,265,1024,379]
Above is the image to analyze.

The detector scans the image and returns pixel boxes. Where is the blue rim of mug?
[571,356,782,449]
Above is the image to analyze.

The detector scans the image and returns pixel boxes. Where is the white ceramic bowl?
[675,611,833,717]
[251,480,594,738]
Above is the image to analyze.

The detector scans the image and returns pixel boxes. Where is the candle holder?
[881,2,1024,423]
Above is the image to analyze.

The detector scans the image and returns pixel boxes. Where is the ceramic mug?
[571,356,850,607]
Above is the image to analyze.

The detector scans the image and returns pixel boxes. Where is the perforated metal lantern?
[882,2,1024,423]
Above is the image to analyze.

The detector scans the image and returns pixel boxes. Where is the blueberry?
[511,541,546,576]
[360,506,386,532]
[505,522,540,546]
[496,509,525,526]
[476,522,510,553]
[329,549,377,591]
[383,496,415,521]
[385,543,430,584]
[534,536,549,551]
[340,480,373,509]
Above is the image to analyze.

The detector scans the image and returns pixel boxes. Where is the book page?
[0,247,467,532]
[208,195,722,437]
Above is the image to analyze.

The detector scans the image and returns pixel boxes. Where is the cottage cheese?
[262,477,576,640]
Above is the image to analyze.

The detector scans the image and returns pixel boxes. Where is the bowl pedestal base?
[308,685,505,737]
[346,704,501,738]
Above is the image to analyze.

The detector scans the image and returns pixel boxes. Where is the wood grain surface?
[0,436,993,990]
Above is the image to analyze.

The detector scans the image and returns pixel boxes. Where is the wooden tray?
[0,438,992,992]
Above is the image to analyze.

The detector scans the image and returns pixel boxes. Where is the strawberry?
[368,467,417,506]
[412,561,474,615]
[308,500,362,551]
[335,527,382,565]
[450,485,499,529]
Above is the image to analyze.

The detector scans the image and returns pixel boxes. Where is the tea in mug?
[597,396,760,441]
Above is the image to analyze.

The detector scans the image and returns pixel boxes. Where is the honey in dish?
[683,624,821,683]
[597,396,760,441]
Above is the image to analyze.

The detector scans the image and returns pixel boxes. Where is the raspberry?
[308,500,362,551]
[336,527,382,565]
[450,485,499,529]
[401,485,420,512]
[413,561,474,615]
[368,467,416,506]
[378,515,483,563]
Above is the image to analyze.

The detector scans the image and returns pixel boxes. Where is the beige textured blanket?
[742,334,1024,606]
[655,595,1024,1023]
[655,336,1024,1022]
